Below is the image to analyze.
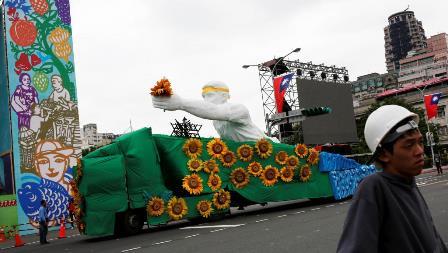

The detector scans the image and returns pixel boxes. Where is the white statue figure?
[152,81,274,142]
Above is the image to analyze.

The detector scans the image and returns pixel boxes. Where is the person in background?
[435,153,443,175]
[39,199,49,245]
[337,105,447,253]
[68,197,75,229]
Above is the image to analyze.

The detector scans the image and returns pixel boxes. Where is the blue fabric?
[38,206,46,222]
[318,152,361,172]
[328,165,376,200]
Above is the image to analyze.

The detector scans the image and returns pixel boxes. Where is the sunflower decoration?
[294,143,309,158]
[280,167,295,182]
[300,164,312,182]
[187,158,203,172]
[286,155,300,169]
[196,200,214,218]
[207,138,228,159]
[146,197,165,217]
[167,196,188,220]
[255,138,273,159]
[275,151,289,165]
[150,77,173,96]
[237,144,253,162]
[247,161,263,177]
[213,189,231,210]
[182,174,204,195]
[183,138,202,158]
[230,168,250,189]
[207,173,222,191]
[307,148,320,165]
[261,165,280,187]
[203,159,220,174]
[220,150,237,168]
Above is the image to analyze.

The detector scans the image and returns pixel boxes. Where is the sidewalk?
[421,165,448,174]
[0,224,81,250]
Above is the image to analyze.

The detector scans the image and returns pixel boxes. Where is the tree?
[352,97,440,154]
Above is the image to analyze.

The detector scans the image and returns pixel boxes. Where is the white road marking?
[295,211,305,214]
[277,215,287,218]
[153,240,172,245]
[185,234,200,239]
[121,247,141,252]
[325,204,335,208]
[311,208,321,211]
[181,224,245,229]
[419,179,448,187]
[255,218,269,223]
[210,228,226,233]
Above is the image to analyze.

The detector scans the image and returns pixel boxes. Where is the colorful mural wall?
[1,0,81,234]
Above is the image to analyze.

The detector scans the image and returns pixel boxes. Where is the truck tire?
[122,209,144,235]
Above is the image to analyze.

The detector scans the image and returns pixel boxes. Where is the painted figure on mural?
[29,103,49,139]
[50,74,70,103]
[11,73,39,129]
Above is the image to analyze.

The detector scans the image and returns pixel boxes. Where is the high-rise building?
[384,10,427,72]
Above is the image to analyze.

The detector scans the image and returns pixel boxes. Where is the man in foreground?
[337,105,447,253]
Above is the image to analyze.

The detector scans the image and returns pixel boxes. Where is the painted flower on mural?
[255,139,273,159]
[213,189,231,210]
[280,167,295,182]
[295,144,309,158]
[187,158,203,172]
[207,173,222,191]
[182,174,203,195]
[151,78,173,96]
[247,161,263,177]
[196,200,213,218]
[237,144,253,162]
[203,159,219,174]
[167,197,188,221]
[300,165,312,182]
[182,138,202,158]
[286,155,299,169]
[207,138,228,159]
[220,150,236,168]
[275,151,289,165]
[261,165,279,187]
[146,197,165,217]
[307,148,319,165]
[230,168,250,189]
[30,0,49,15]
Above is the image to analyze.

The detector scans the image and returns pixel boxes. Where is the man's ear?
[377,149,391,164]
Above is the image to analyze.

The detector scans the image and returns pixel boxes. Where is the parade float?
[72,79,375,236]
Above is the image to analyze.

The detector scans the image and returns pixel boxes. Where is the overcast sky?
[70,0,448,137]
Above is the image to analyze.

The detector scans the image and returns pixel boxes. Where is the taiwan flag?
[273,73,294,113]
[424,93,442,120]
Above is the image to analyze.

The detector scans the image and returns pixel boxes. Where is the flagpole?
[416,86,436,170]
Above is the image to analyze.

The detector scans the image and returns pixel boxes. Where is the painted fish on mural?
[17,178,70,222]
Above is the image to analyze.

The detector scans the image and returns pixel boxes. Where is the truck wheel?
[123,209,144,235]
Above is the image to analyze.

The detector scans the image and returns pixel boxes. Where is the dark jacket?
[337,172,447,253]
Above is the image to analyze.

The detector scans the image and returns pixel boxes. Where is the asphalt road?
[4,173,448,253]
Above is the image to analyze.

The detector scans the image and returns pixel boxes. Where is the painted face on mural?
[51,75,64,92]
[36,153,68,182]
[21,74,31,86]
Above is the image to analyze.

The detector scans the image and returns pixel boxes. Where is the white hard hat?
[364,105,419,153]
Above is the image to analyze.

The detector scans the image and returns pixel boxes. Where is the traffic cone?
[0,226,6,243]
[14,230,24,247]
[58,219,66,239]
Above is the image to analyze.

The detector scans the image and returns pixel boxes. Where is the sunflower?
[275,151,289,165]
[247,161,263,177]
[213,189,231,210]
[167,196,188,220]
[207,173,222,191]
[230,168,250,189]
[183,138,202,158]
[237,144,253,162]
[196,200,213,218]
[203,159,220,174]
[294,143,309,158]
[286,155,299,169]
[146,197,165,216]
[307,148,319,165]
[187,159,203,172]
[220,151,237,168]
[150,77,173,96]
[182,174,204,195]
[255,138,273,159]
[261,165,279,187]
[207,138,228,159]
[280,167,295,182]
[300,164,312,182]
